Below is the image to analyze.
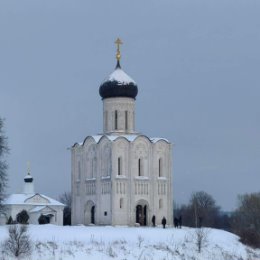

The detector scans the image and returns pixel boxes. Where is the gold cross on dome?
[115,38,123,61]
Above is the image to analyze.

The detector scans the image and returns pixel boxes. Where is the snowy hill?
[0,225,259,260]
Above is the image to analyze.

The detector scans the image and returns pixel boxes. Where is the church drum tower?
[71,39,173,226]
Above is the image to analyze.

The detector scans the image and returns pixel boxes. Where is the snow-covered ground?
[0,225,259,260]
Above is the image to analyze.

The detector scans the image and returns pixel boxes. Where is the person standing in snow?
[179,215,182,228]
[162,217,166,228]
[152,215,156,227]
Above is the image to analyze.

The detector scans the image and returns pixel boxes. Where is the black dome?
[99,62,138,100]
[24,175,33,183]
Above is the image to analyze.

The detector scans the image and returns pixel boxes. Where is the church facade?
[71,39,173,226]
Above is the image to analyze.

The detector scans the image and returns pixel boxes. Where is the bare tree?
[232,192,260,248]
[59,191,71,225]
[177,191,220,228]
[194,228,208,253]
[2,225,32,258]
[190,191,220,227]
[0,118,8,214]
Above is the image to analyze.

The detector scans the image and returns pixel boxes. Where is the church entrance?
[84,200,95,225]
[38,214,54,224]
[136,202,148,226]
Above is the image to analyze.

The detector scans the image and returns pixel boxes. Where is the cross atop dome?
[115,38,123,68]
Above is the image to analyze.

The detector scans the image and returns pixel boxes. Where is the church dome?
[24,174,33,183]
[99,61,138,100]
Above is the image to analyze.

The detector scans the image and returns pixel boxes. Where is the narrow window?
[105,111,108,130]
[159,158,162,177]
[120,198,123,209]
[118,157,121,175]
[125,111,128,130]
[76,183,80,196]
[115,110,118,130]
[78,161,81,181]
[138,158,142,176]
[159,199,163,209]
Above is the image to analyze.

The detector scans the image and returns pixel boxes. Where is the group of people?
[174,216,182,228]
[151,215,182,229]
[151,215,167,228]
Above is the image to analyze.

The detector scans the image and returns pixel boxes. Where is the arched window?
[159,158,162,177]
[115,110,118,130]
[118,157,122,175]
[125,111,128,130]
[120,198,124,209]
[159,199,163,209]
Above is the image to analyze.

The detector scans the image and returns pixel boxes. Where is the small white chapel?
[71,39,173,226]
[0,166,64,225]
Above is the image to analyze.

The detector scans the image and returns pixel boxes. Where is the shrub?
[2,224,32,258]
[16,210,29,224]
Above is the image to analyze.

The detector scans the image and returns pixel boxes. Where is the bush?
[16,210,29,224]
[6,216,13,225]
[238,229,260,249]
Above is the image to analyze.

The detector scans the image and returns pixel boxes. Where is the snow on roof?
[107,68,136,84]
[75,134,170,147]
[24,174,33,179]
[150,137,170,143]
[29,206,46,213]
[4,193,64,207]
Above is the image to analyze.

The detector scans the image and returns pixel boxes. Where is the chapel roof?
[4,193,64,207]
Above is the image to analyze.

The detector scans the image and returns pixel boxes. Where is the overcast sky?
[1,0,259,211]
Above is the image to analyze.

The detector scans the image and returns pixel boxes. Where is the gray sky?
[1,0,259,211]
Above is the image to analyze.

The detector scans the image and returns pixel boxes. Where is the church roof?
[73,134,170,147]
[4,193,64,207]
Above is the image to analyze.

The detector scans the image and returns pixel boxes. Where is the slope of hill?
[0,225,259,260]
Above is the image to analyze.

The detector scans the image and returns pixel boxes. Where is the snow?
[24,174,33,179]
[107,68,136,84]
[29,206,46,213]
[0,225,259,260]
[75,134,170,147]
[4,193,64,206]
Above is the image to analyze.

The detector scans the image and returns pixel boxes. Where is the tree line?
[175,190,260,248]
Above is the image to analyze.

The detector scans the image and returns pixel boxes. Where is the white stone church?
[71,39,173,226]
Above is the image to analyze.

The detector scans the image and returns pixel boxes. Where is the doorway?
[91,205,95,224]
[136,204,147,226]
